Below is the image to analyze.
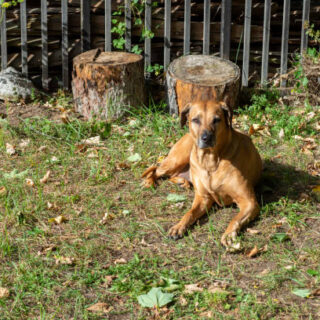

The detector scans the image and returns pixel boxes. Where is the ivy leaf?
[138,287,173,308]
[292,288,311,298]
[167,193,186,203]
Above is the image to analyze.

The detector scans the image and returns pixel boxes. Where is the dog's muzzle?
[198,130,214,149]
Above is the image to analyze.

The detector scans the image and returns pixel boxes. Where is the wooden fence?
[0,0,316,91]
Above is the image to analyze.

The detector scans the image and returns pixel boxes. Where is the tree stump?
[166,55,240,115]
[72,49,146,120]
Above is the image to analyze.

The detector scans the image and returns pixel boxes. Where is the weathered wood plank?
[203,0,210,54]
[183,0,191,55]
[144,0,151,73]
[20,0,28,76]
[261,0,271,85]
[280,0,290,87]
[300,0,310,54]
[81,0,91,51]
[242,0,252,87]
[125,0,131,51]
[0,6,7,70]
[62,0,68,89]
[220,0,231,59]
[105,0,112,51]
[41,0,49,89]
[164,0,171,69]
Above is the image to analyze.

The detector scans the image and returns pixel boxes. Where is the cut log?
[72,49,146,120]
[166,55,240,115]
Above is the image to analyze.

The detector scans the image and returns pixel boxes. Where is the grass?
[0,91,319,319]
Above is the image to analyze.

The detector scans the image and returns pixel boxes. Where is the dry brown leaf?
[99,212,115,225]
[60,112,70,124]
[25,178,35,187]
[81,136,101,146]
[38,145,47,152]
[248,125,256,136]
[75,143,88,153]
[207,286,230,295]
[55,256,75,265]
[246,228,261,234]
[114,258,127,265]
[311,288,320,296]
[0,186,6,196]
[0,287,9,298]
[115,162,131,171]
[184,283,203,294]
[6,143,16,155]
[199,311,213,318]
[87,302,113,313]
[260,269,270,275]
[37,245,57,256]
[47,202,58,210]
[19,139,30,149]
[103,275,116,287]
[179,295,188,306]
[247,246,259,258]
[40,170,51,184]
[48,215,67,224]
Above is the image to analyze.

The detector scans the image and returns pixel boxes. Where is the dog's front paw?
[141,166,158,188]
[221,231,241,252]
[168,223,186,240]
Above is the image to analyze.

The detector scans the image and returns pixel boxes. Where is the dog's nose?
[201,130,213,142]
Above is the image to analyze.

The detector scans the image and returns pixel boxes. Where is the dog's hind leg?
[141,133,193,188]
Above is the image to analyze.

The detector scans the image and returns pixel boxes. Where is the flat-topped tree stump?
[166,55,240,115]
[72,49,145,120]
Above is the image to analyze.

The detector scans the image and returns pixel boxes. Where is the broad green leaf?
[166,193,186,203]
[271,233,289,243]
[3,169,29,179]
[127,153,142,162]
[292,288,311,298]
[137,287,173,308]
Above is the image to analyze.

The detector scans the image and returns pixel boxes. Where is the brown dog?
[142,100,262,249]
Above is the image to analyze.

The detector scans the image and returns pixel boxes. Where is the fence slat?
[300,0,310,55]
[0,7,7,70]
[203,0,210,54]
[62,0,68,89]
[261,0,271,85]
[164,0,171,70]
[280,0,290,87]
[144,0,151,73]
[41,0,48,89]
[125,0,131,51]
[81,0,91,52]
[105,0,112,51]
[242,0,252,87]
[220,0,231,59]
[20,0,28,77]
[183,0,191,55]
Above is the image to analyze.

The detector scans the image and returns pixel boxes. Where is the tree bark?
[166,55,240,115]
[72,49,145,120]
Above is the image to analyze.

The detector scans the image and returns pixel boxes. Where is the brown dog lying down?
[142,100,262,249]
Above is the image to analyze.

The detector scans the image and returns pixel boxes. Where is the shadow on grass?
[257,159,319,205]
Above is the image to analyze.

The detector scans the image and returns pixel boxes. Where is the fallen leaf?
[86,151,98,158]
[207,286,230,295]
[311,185,320,201]
[47,202,58,210]
[38,145,47,152]
[75,143,87,153]
[87,302,112,313]
[60,112,70,124]
[6,143,16,155]
[127,153,142,162]
[306,111,315,121]
[167,193,186,203]
[115,162,131,171]
[50,156,59,163]
[292,288,311,298]
[179,295,188,306]
[0,287,9,298]
[200,311,213,318]
[25,178,35,187]
[247,246,259,258]
[311,288,320,296]
[37,245,57,256]
[40,170,51,184]
[226,242,241,252]
[138,287,173,308]
[55,256,75,265]
[81,136,101,146]
[3,169,29,179]
[103,275,116,287]
[184,283,203,294]
[278,128,284,139]
[114,258,127,265]
[246,228,261,234]
[19,139,30,149]
[0,186,6,195]
[99,212,115,225]
[48,215,67,224]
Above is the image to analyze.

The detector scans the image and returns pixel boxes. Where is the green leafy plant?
[138,287,174,308]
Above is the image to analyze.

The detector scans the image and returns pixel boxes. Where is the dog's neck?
[194,128,234,171]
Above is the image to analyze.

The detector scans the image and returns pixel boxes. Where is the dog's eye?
[192,118,200,125]
[212,117,221,124]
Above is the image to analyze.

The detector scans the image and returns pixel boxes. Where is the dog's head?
[180,100,232,149]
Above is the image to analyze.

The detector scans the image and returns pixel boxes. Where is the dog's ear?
[180,103,192,127]
[220,102,233,128]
